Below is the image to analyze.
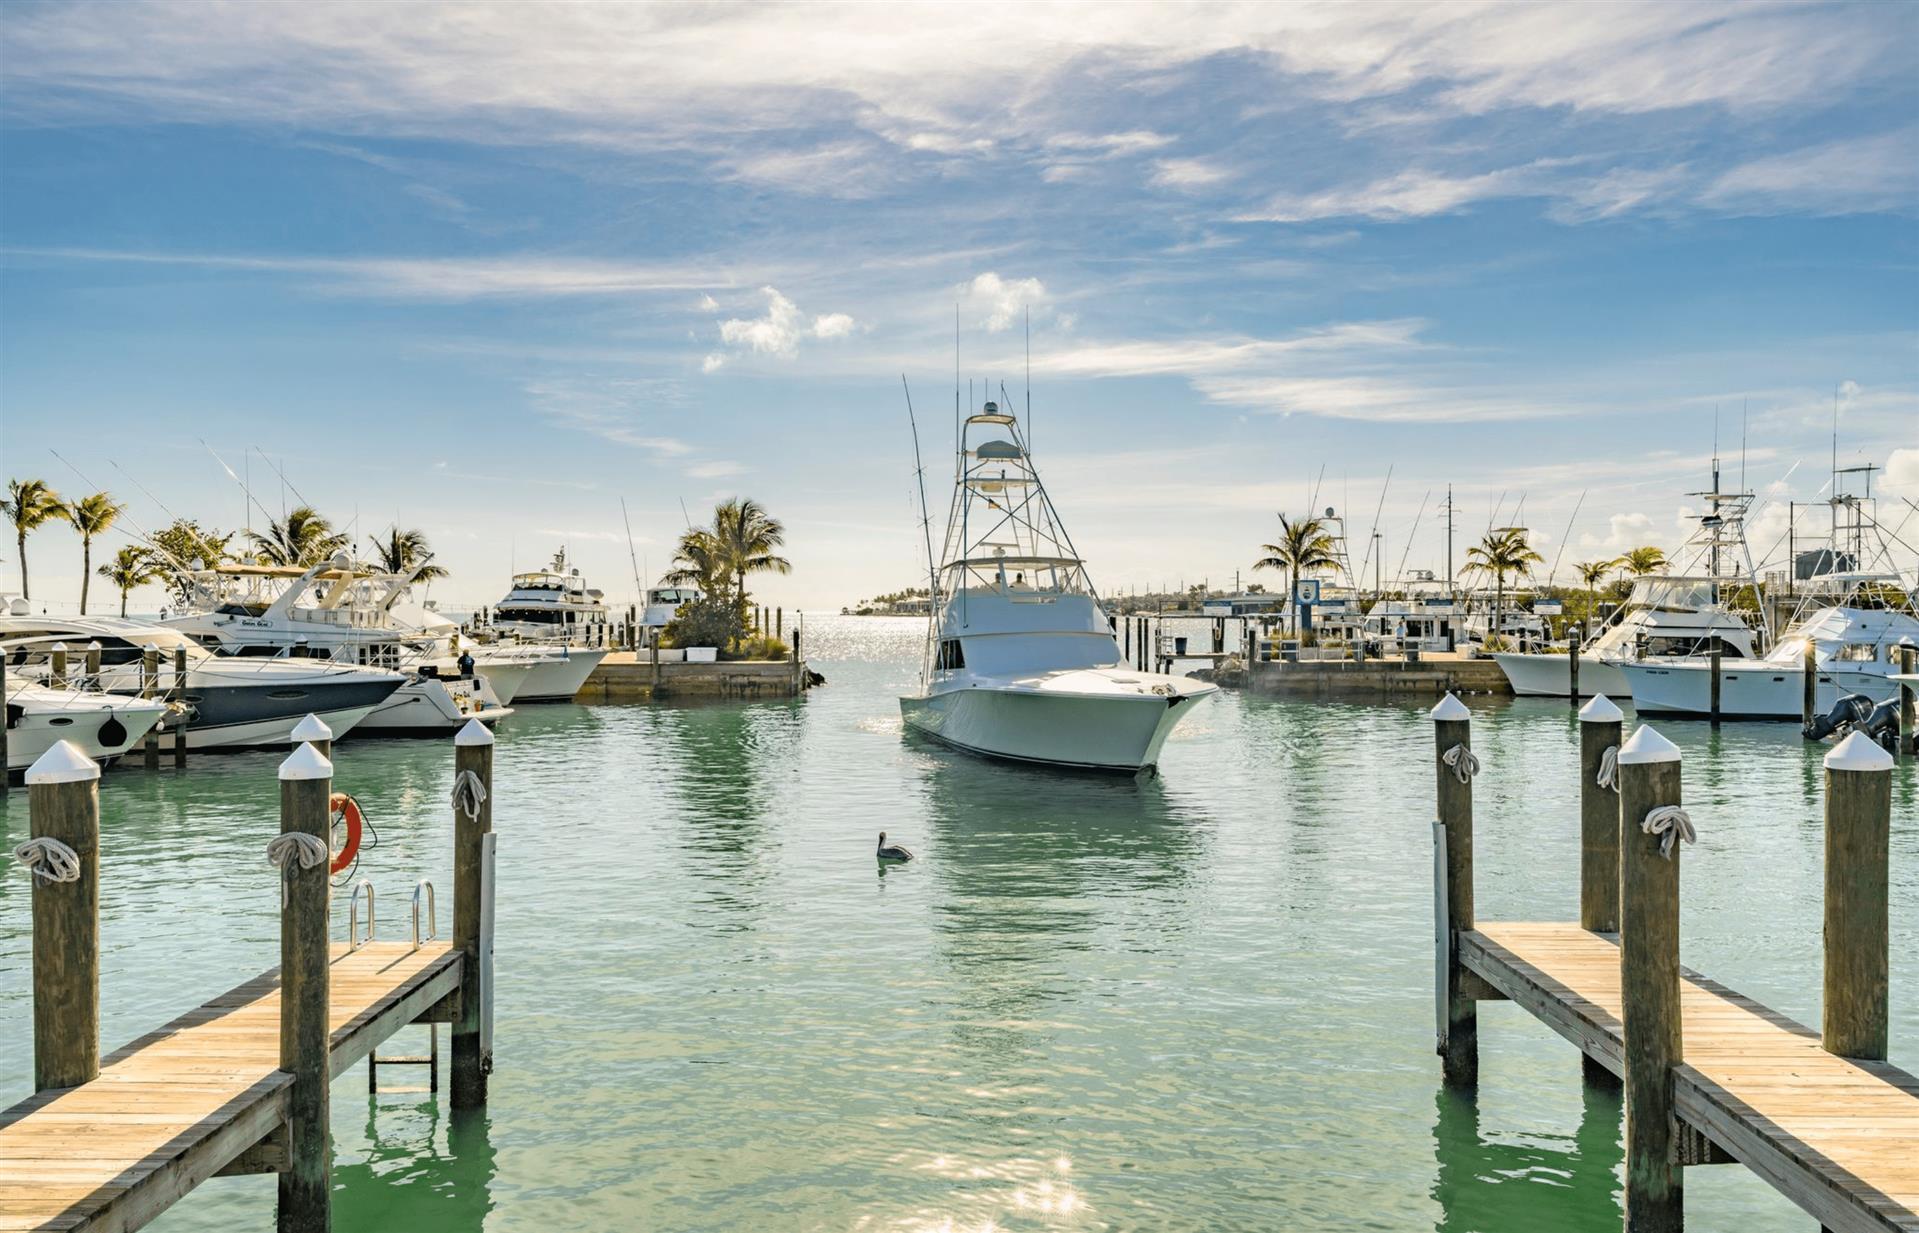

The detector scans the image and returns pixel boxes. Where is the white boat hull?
[1620,660,1903,720]
[1492,653,1630,699]
[513,648,606,702]
[900,685,1203,772]
[470,659,535,705]
[352,679,513,735]
[6,693,168,771]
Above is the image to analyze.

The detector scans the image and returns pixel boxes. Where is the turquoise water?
[3,614,1915,1232]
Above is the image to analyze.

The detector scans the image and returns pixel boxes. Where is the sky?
[1,0,1915,614]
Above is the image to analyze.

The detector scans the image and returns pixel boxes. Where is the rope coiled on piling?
[266,832,330,906]
[451,770,488,820]
[12,837,81,886]
[1441,743,1480,784]
[1641,805,1696,860]
[1596,746,1620,793]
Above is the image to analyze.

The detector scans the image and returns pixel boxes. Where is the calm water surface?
[3,615,1915,1231]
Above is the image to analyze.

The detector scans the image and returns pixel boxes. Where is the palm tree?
[662,527,729,595]
[4,478,66,601]
[1253,512,1339,637]
[98,545,162,617]
[1465,528,1544,649]
[711,498,792,620]
[1573,558,1621,628]
[1620,545,1667,577]
[65,491,125,615]
[247,505,349,567]
[371,527,449,582]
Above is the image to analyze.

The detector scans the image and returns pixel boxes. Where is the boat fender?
[97,716,127,747]
[4,703,21,730]
[329,793,365,875]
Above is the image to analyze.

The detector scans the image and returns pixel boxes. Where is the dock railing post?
[50,642,68,688]
[1822,731,1893,1060]
[275,741,333,1233]
[84,640,101,687]
[24,741,102,1091]
[172,646,189,766]
[1898,640,1916,757]
[452,718,494,1108]
[1431,692,1477,1087]
[1617,724,1688,1233]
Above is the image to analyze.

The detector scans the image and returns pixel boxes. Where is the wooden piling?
[277,741,333,1233]
[1617,724,1685,1233]
[1708,644,1722,726]
[1578,695,1624,933]
[0,656,8,786]
[1899,642,1916,756]
[290,713,333,762]
[172,646,189,766]
[1822,732,1894,1060]
[83,641,101,686]
[1802,637,1818,728]
[452,719,494,1109]
[49,642,68,688]
[1431,693,1477,1087]
[776,607,783,641]
[141,645,160,770]
[26,741,102,1091]
[1568,626,1580,701]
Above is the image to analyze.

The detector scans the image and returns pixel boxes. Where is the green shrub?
[662,597,743,650]
[729,635,789,661]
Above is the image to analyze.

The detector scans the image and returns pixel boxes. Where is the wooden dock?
[1463,923,1919,1231]
[4,715,498,1233]
[1429,692,1917,1231]
[0,941,459,1232]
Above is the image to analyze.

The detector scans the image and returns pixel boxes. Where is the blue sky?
[2,1,1914,612]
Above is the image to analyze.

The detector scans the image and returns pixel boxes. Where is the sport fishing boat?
[1495,459,1767,697]
[5,678,168,773]
[899,400,1214,772]
[165,559,513,735]
[0,616,403,748]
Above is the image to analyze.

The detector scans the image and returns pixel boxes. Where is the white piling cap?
[1430,693,1470,721]
[87,640,101,650]
[50,642,66,653]
[1618,724,1682,765]
[289,713,332,742]
[279,741,334,781]
[26,740,101,784]
[1826,730,1895,773]
[1578,694,1624,723]
[454,717,495,746]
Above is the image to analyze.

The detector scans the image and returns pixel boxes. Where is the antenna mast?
[620,498,644,601]
[902,377,940,613]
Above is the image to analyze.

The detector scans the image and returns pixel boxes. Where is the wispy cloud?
[1150,157,1236,192]
[705,286,861,370]
[525,378,694,455]
[1701,128,1919,216]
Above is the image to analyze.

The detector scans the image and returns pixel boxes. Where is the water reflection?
[332,1095,496,1232]
[1431,1081,1622,1232]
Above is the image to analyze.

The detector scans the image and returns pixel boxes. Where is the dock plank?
[1461,922,1919,1233]
[0,941,459,1233]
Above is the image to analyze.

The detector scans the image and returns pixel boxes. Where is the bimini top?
[974,440,1024,461]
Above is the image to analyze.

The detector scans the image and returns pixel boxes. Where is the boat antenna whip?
[902,376,941,613]
[620,497,645,600]
[1546,488,1587,588]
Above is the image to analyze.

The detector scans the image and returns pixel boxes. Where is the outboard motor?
[1855,697,1901,752]
[1804,693,1873,741]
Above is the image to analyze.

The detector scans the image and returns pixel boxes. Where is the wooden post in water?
[1577,694,1624,1088]
[84,641,101,687]
[277,741,333,1233]
[1617,724,1685,1233]
[776,607,783,641]
[1822,731,1893,1060]
[1708,644,1722,726]
[1802,637,1818,728]
[141,644,160,770]
[290,713,333,762]
[1567,625,1580,702]
[1431,692,1476,1087]
[49,642,68,688]
[1898,641,1916,757]
[172,646,189,766]
[26,741,102,1091]
[452,718,494,1109]
[0,656,8,786]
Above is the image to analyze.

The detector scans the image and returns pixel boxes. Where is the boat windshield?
[1627,578,1719,611]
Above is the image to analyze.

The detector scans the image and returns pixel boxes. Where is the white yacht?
[1496,460,1767,697]
[5,678,168,773]
[639,584,702,632]
[899,400,1214,772]
[487,550,612,642]
[0,616,402,748]
[166,560,513,735]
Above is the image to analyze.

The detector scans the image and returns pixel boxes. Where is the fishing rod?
[620,497,645,602]
[902,376,941,615]
[1394,488,1431,588]
[1546,489,1586,588]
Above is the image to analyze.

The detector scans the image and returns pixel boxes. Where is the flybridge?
[934,401,1097,602]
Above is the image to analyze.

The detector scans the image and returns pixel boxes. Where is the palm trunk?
[16,530,27,601]
[80,536,91,615]
[120,586,130,618]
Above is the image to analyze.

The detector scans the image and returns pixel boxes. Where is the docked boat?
[0,616,402,748]
[459,552,611,700]
[898,400,1214,772]
[165,560,513,735]
[639,584,702,632]
[1495,460,1767,697]
[486,550,613,643]
[5,678,168,773]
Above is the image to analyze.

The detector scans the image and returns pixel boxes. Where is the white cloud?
[1033,319,1431,378]
[966,272,1045,332]
[1701,129,1919,216]
[526,378,695,455]
[711,286,859,364]
[698,294,720,311]
[701,353,726,374]
[1239,162,1566,223]
[1150,157,1235,191]
[1884,448,1919,503]
[687,460,749,479]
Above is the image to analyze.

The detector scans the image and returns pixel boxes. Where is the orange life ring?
[329,793,364,875]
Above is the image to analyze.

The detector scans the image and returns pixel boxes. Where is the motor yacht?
[1496,460,1767,697]
[486,549,612,642]
[5,677,168,773]
[0,616,402,748]
[165,560,513,735]
[899,400,1214,772]
[457,552,612,701]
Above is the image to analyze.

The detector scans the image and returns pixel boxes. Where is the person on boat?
[458,649,476,679]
